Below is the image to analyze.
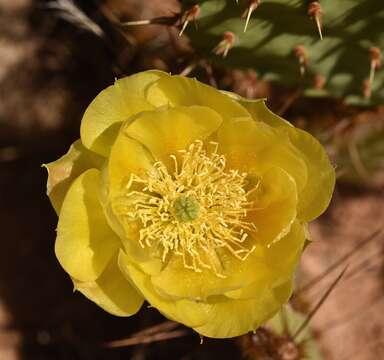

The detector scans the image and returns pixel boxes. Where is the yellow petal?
[80,70,168,157]
[233,99,334,220]
[105,132,163,274]
[286,128,336,221]
[106,196,164,277]
[194,281,293,338]
[273,280,294,304]
[247,167,298,245]
[118,251,210,328]
[150,245,267,300]
[119,237,298,338]
[264,220,306,277]
[225,222,305,300]
[123,106,223,169]
[224,276,269,301]
[55,169,120,282]
[224,98,334,220]
[234,98,292,128]
[107,131,154,197]
[217,119,308,192]
[43,140,104,214]
[148,75,250,120]
[150,219,302,301]
[73,253,144,316]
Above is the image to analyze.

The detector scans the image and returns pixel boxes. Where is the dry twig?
[104,321,188,348]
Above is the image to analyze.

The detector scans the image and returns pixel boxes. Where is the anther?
[242,0,260,33]
[294,45,308,76]
[308,2,323,40]
[179,4,200,36]
[213,31,235,58]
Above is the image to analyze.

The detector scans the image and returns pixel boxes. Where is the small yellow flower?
[44,71,335,338]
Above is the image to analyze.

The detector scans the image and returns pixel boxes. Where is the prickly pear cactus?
[181,0,384,105]
[238,305,322,359]
[269,306,323,359]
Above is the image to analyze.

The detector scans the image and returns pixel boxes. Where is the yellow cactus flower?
[44,71,335,338]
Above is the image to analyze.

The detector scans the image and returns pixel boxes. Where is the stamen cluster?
[120,141,257,277]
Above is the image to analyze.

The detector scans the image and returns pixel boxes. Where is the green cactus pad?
[182,0,384,105]
[267,305,323,359]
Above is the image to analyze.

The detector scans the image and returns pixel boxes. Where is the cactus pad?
[182,0,384,105]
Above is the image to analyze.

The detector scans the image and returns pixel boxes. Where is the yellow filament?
[118,141,257,277]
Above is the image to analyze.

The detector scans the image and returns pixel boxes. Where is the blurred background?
[0,0,383,359]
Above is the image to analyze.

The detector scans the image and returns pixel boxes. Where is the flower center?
[118,141,257,277]
[173,195,200,222]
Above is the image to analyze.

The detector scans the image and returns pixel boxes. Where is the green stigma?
[173,195,200,222]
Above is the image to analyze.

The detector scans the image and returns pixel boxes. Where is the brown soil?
[303,188,384,360]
